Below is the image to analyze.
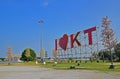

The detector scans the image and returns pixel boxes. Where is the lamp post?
[38,20,44,57]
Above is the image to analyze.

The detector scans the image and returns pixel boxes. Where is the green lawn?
[39,61,120,72]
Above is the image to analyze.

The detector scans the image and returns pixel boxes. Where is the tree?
[40,49,45,58]
[20,48,36,61]
[98,50,111,61]
[7,46,13,58]
[25,48,30,57]
[101,16,117,69]
[114,43,120,61]
[52,49,57,58]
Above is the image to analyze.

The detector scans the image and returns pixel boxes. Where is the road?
[0,66,120,79]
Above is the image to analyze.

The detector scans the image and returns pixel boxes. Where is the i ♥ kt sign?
[55,26,96,51]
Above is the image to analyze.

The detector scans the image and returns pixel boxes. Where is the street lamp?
[38,20,44,58]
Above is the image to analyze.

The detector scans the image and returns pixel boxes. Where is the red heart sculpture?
[59,34,68,51]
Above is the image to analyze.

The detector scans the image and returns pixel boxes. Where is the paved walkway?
[0,66,120,79]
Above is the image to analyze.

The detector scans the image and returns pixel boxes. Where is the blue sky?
[0,0,120,57]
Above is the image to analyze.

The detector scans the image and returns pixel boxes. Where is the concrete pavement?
[0,66,120,79]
